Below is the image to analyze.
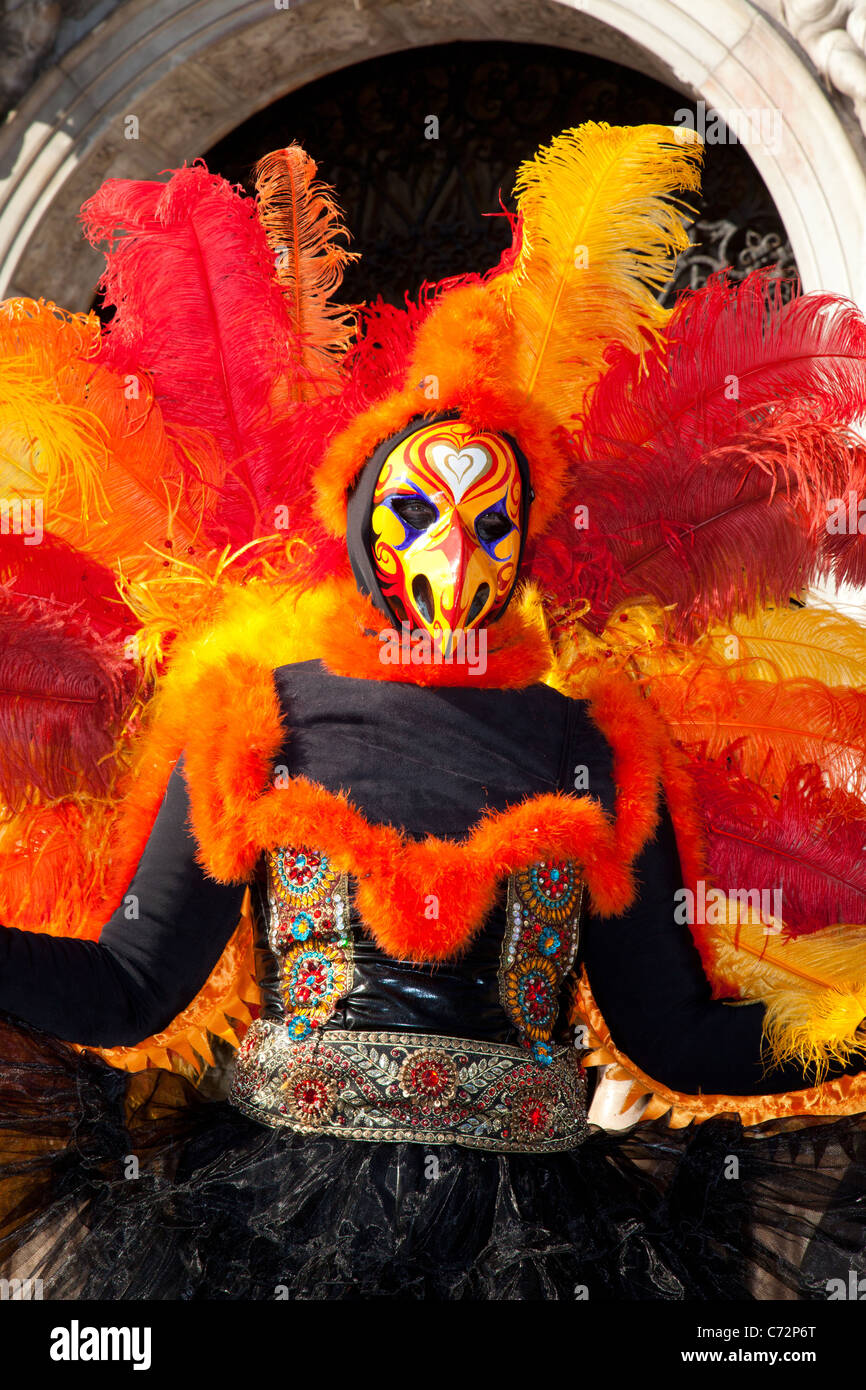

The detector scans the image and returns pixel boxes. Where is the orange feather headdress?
[313,123,704,550]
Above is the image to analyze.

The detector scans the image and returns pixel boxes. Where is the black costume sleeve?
[0,758,246,1047]
[580,798,863,1095]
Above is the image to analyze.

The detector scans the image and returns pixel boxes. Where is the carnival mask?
[368,421,525,647]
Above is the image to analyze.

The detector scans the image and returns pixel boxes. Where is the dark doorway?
[204,39,797,308]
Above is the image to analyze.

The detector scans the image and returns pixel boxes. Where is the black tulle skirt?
[1,1013,864,1301]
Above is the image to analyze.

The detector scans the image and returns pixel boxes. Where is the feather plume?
[0,589,138,808]
[543,439,818,635]
[254,145,358,401]
[554,596,866,693]
[691,760,866,935]
[533,273,866,632]
[0,800,113,934]
[0,531,134,641]
[497,123,703,424]
[61,366,225,582]
[0,294,101,363]
[0,298,225,583]
[579,271,866,454]
[705,913,866,1074]
[0,303,110,517]
[645,667,866,797]
[699,603,866,687]
[815,453,866,588]
[81,165,308,545]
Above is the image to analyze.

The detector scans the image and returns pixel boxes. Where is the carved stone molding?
[758,0,866,132]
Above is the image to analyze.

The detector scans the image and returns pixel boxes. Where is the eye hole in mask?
[391,496,439,533]
[475,509,514,546]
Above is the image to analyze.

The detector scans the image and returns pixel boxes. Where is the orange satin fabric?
[574,971,866,1127]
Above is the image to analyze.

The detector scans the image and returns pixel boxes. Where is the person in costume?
[1,125,866,1299]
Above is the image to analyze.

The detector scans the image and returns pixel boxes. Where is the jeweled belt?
[229,1019,590,1153]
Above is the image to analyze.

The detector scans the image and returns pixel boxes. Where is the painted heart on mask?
[428,443,492,502]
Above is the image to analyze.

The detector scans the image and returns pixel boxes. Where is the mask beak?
[409,508,502,651]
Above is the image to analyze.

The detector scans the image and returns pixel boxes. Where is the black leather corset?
[250,843,585,1061]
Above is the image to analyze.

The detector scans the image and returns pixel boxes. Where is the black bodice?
[269,661,616,836]
[252,663,599,1045]
[251,881,571,1045]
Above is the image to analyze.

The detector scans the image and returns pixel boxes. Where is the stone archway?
[0,0,863,310]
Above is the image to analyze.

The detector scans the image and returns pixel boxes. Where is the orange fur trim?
[657,742,708,896]
[575,972,866,1124]
[179,657,673,961]
[313,582,553,687]
[581,670,665,867]
[313,285,571,543]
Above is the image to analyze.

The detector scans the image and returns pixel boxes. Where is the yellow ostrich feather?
[553,599,866,701]
[699,603,866,688]
[0,302,110,516]
[0,298,225,583]
[497,123,703,425]
[708,910,866,1076]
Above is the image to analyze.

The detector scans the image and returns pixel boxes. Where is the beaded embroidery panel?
[264,846,353,1041]
[236,846,591,1150]
[501,858,585,1065]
